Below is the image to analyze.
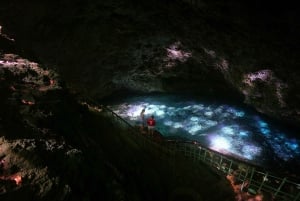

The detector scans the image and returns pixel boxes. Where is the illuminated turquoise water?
[107,94,300,173]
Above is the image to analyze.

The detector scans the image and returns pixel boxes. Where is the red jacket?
[147,118,156,126]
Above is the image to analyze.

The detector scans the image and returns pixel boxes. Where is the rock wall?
[0,0,299,126]
[0,53,235,201]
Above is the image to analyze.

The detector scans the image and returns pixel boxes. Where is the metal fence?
[162,141,300,201]
[99,105,300,201]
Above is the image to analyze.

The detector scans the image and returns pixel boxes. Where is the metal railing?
[92,102,300,201]
[162,141,300,201]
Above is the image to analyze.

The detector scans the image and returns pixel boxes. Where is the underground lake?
[105,93,300,176]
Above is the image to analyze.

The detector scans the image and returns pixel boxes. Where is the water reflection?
[107,95,300,169]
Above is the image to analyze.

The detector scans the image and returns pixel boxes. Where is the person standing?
[140,108,146,132]
[147,115,156,137]
[140,108,145,125]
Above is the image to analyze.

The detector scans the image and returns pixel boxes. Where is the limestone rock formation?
[0,1,299,125]
[0,54,76,200]
[0,53,235,201]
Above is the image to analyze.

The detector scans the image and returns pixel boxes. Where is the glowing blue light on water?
[261,129,270,136]
[188,125,202,135]
[222,126,235,135]
[242,145,262,160]
[174,122,183,129]
[190,116,199,121]
[155,110,165,116]
[285,141,299,151]
[107,95,300,167]
[258,121,268,127]
[235,111,245,117]
[164,120,173,126]
[239,131,249,137]
[210,136,231,151]
[204,111,213,117]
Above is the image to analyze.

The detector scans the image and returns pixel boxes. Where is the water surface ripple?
[107,94,300,173]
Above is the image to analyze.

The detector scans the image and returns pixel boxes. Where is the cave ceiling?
[0,0,300,126]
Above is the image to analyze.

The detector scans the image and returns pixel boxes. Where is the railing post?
[273,177,286,198]
[210,152,214,165]
[198,147,202,162]
[203,149,207,162]
[258,172,269,191]
[248,167,255,185]
[219,156,223,171]
[244,166,250,179]
[237,167,243,181]
[196,146,200,162]
[227,160,233,175]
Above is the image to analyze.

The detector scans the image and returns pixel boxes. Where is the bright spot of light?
[239,131,249,137]
[261,128,270,135]
[14,175,22,185]
[235,111,245,117]
[204,120,218,127]
[160,105,166,109]
[155,110,165,116]
[190,116,199,121]
[174,122,183,128]
[222,126,235,135]
[285,141,299,151]
[258,120,268,127]
[144,104,159,114]
[183,106,191,110]
[126,105,144,118]
[204,111,213,117]
[210,136,231,151]
[242,145,261,160]
[188,125,202,135]
[164,41,192,68]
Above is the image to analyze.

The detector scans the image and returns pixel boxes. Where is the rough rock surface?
[0,53,75,200]
[0,53,235,201]
[0,137,72,200]
[0,1,299,125]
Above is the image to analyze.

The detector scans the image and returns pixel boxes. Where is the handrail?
[82,98,300,201]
